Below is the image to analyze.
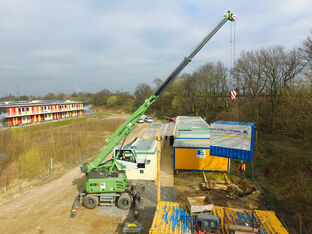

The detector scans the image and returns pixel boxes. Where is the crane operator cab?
[113,142,153,171]
[112,139,157,180]
[116,148,136,163]
[114,146,142,170]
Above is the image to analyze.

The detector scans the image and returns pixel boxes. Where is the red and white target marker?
[230,89,237,100]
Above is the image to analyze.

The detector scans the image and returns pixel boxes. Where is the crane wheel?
[82,194,98,209]
[117,193,132,210]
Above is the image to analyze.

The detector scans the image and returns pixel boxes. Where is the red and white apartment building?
[0,100,86,127]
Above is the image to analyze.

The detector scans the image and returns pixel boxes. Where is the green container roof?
[175,116,211,140]
[131,138,157,153]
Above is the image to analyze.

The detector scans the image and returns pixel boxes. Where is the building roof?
[175,116,210,142]
[137,123,176,138]
[131,138,157,153]
[0,100,86,108]
[212,120,255,127]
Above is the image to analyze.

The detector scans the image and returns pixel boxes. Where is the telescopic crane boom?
[81,10,236,175]
[71,10,236,218]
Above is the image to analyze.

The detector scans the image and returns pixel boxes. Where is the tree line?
[2,34,310,136]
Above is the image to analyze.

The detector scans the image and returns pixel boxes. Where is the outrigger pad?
[122,222,143,233]
[70,195,80,218]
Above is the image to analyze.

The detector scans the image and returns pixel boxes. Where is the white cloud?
[29,49,72,57]
[0,0,311,96]
[0,64,19,71]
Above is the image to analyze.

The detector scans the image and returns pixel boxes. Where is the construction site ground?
[0,115,266,234]
[175,171,266,211]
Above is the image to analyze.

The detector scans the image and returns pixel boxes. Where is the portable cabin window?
[117,150,136,163]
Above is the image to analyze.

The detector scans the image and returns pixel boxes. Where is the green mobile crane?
[70,10,236,218]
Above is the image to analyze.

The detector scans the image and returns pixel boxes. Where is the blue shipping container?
[210,121,255,162]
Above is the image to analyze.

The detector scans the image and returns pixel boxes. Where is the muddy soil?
[175,171,266,211]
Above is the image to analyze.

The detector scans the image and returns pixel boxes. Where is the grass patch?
[198,171,226,183]
[254,133,312,232]
[95,111,111,117]
[0,112,124,193]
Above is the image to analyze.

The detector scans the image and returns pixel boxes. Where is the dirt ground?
[0,166,124,234]
[160,138,174,187]
[174,170,266,211]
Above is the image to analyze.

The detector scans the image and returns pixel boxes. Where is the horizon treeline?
[2,33,311,136]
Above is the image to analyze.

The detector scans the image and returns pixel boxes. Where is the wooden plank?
[223,172,231,184]
[228,224,257,233]
[203,172,207,183]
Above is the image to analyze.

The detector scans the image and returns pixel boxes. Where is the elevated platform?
[137,123,175,139]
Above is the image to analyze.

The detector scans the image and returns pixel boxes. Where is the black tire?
[83,194,98,209]
[117,193,132,210]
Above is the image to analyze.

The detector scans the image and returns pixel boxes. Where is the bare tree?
[193,62,228,120]
[301,32,312,64]
[232,50,267,97]
[301,32,312,91]
[91,89,111,106]
[133,83,153,108]
[232,50,267,128]
[260,46,306,130]
[153,78,165,114]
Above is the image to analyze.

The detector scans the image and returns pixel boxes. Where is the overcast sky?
[0,0,311,97]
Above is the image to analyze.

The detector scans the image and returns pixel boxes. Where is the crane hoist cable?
[230,19,238,90]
